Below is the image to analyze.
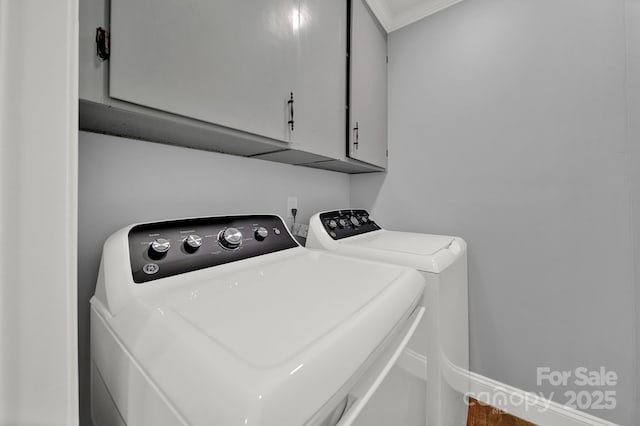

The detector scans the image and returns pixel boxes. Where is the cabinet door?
[109,0,298,143]
[293,0,347,159]
[349,0,388,168]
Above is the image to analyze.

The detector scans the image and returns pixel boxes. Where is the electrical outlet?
[287,196,298,218]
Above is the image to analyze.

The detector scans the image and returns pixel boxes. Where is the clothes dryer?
[307,210,469,426]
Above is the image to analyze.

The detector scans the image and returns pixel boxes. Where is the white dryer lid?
[96,248,424,426]
[335,230,465,273]
[343,231,454,256]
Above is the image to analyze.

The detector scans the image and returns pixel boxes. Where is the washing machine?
[90,214,426,426]
[307,209,469,426]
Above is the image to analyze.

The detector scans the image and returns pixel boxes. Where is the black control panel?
[128,215,299,283]
[319,210,380,240]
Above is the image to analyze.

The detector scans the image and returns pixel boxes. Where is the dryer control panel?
[128,215,299,283]
[319,210,380,240]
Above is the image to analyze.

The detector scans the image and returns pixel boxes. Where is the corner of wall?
[624,0,640,424]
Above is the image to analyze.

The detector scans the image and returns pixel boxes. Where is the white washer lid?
[96,248,424,426]
[159,250,417,367]
[335,230,465,273]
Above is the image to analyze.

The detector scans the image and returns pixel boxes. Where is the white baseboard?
[395,349,619,426]
[467,371,620,426]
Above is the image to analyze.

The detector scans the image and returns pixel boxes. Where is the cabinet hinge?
[96,27,110,61]
[386,149,388,157]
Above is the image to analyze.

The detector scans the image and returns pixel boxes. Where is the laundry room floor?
[467,399,537,426]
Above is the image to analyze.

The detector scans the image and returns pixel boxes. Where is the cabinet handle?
[353,122,359,150]
[287,92,294,131]
[95,27,110,61]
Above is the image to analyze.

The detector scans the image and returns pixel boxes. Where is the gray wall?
[629,1,640,425]
[78,131,350,425]
[351,0,636,424]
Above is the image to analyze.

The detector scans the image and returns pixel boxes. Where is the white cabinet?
[291,0,347,159]
[109,0,348,159]
[110,0,298,144]
[79,0,386,173]
[348,0,388,168]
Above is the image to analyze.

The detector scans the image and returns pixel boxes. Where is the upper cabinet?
[348,0,388,169]
[79,0,387,173]
[109,0,298,144]
[292,0,348,160]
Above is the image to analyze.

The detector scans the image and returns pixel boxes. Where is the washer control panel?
[319,210,380,240]
[128,215,298,283]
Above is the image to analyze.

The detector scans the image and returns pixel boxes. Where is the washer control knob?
[327,220,338,230]
[219,227,243,249]
[338,218,349,228]
[360,215,369,223]
[350,216,360,226]
[149,238,170,258]
[255,227,269,241]
[184,234,202,252]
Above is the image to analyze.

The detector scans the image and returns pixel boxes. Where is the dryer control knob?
[350,216,360,226]
[327,220,338,230]
[255,227,268,241]
[184,234,202,252]
[338,218,349,228]
[219,227,243,249]
[149,238,170,258]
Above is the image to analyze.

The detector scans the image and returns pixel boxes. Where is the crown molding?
[389,0,465,31]
[364,0,394,32]
[365,0,466,33]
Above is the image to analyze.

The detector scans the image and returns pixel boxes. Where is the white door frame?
[0,0,79,424]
